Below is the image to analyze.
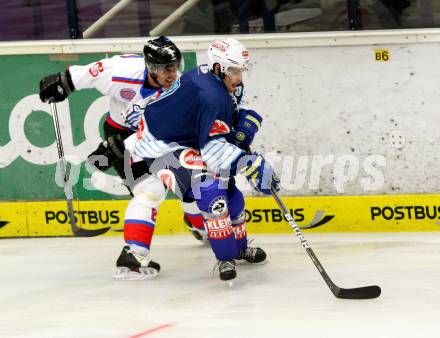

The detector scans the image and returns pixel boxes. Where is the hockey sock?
[193,180,237,261]
[180,200,205,231]
[232,221,247,253]
[204,213,237,261]
[227,184,248,252]
[123,196,157,254]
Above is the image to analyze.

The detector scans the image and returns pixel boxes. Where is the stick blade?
[66,199,110,237]
[335,285,381,299]
[72,226,111,237]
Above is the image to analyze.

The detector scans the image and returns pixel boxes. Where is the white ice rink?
[1,232,440,338]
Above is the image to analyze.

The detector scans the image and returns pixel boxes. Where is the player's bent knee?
[132,177,166,208]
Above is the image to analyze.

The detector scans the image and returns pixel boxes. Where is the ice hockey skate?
[236,246,267,265]
[183,214,209,244]
[113,246,160,280]
[216,259,236,287]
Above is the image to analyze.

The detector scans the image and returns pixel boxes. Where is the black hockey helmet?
[143,36,182,73]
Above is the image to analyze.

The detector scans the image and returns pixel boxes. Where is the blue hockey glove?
[234,109,263,149]
[239,152,280,195]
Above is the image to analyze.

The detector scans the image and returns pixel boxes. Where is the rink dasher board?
[0,194,439,237]
[2,34,440,200]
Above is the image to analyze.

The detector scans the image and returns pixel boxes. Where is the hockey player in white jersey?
[120,37,279,282]
[38,36,207,244]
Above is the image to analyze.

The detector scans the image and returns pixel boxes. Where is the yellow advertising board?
[0,202,28,237]
[0,194,439,237]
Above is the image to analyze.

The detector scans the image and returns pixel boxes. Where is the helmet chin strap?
[147,70,161,88]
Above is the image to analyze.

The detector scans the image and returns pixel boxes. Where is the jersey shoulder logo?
[88,62,104,77]
[179,149,206,169]
[199,65,209,74]
[209,120,230,137]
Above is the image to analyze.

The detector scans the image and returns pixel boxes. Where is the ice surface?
[1,233,440,338]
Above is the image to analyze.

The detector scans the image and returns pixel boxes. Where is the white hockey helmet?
[207,38,250,75]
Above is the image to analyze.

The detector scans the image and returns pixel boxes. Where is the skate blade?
[227,280,234,288]
[236,259,269,266]
[113,267,158,280]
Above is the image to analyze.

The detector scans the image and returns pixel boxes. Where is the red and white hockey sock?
[181,200,205,231]
[123,197,158,255]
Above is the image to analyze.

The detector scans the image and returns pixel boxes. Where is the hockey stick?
[49,101,110,237]
[271,187,381,299]
[244,148,379,297]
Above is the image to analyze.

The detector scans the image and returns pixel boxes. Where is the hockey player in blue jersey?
[117,37,280,282]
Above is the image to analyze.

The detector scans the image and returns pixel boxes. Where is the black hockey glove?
[87,135,125,171]
[234,109,263,150]
[39,70,75,103]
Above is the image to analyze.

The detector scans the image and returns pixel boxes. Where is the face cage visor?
[147,59,184,76]
[223,61,252,82]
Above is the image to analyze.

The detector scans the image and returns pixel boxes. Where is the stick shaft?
[47,102,111,237]
[50,102,73,200]
[271,187,339,293]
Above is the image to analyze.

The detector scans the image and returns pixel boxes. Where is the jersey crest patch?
[120,88,136,101]
[179,149,206,169]
[88,61,104,77]
[208,120,230,137]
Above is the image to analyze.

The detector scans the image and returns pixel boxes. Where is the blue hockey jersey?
[133,65,246,175]
[147,66,235,147]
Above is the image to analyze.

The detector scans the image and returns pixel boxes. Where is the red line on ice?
[128,323,173,338]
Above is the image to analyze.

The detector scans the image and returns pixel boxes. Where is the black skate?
[183,214,209,244]
[237,246,267,264]
[113,246,160,280]
[218,260,236,282]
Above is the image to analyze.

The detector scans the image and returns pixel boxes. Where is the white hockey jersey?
[69,54,163,130]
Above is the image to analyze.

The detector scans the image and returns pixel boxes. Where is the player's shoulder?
[105,54,144,66]
[107,54,145,79]
[181,66,205,84]
[182,65,214,85]
[178,67,205,95]
[178,65,228,106]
